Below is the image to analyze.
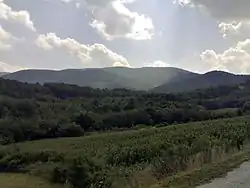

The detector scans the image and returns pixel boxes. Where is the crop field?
[1,116,250,188]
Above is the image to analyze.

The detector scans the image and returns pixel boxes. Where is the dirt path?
[197,162,250,188]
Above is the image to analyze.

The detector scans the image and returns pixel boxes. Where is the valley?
[1,72,250,187]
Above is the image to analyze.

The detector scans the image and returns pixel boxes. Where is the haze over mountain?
[2,67,250,93]
[103,67,197,90]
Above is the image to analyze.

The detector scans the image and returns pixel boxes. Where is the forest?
[1,78,250,144]
[2,78,250,187]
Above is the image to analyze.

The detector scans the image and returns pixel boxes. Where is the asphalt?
[197,162,250,188]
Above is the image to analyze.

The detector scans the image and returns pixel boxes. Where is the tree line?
[1,78,250,144]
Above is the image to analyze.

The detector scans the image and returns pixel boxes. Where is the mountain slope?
[152,71,250,93]
[0,72,8,77]
[3,69,135,89]
[3,67,196,90]
[104,67,198,90]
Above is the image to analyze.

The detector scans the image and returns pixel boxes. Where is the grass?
[2,116,250,188]
[152,149,250,188]
[0,173,60,188]
[1,151,250,188]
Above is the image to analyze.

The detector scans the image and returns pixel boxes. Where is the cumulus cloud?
[218,22,242,38]
[176,0,250,38]
[61,0,154,40]
[0,25,12,50]
[201,39,250,73]
[36,33,130,68]
[218,21,250,39]
[0,0,35,31]
[175,0,250,73]
[90,0,154,40]
[144,60,170,67]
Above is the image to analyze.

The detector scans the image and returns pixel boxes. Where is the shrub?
[52,156,111,188]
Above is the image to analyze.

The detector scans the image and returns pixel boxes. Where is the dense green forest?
[1,78,250,144]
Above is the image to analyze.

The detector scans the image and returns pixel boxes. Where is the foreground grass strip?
[0,173,61,188]
[153,151,250,188]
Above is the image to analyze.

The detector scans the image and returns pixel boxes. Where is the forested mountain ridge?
[103,67,197,90]
[2,67,250,92]
[0,72,8,76]
[1,67,197,90]
[151,71,250,93]
[2,69,136,90]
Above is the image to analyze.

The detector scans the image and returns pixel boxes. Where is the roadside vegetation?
[1,116,250,188]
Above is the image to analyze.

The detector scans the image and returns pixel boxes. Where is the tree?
[74,113,94,131]
[243,101,250,112]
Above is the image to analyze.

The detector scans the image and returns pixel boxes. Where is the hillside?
[0,72,8,77]
[103,67,197,90]
[3,67,197,90]
[1,77,250,187]
[152,71,250,93]
[3,68,136,90]
[1,116,250,188]
[4,68,250,93]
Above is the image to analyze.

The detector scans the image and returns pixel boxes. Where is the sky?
[0,0,250,74]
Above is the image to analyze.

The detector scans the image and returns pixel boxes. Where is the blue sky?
[0,0,250,73]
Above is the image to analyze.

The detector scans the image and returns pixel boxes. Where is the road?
[197,162,250,188]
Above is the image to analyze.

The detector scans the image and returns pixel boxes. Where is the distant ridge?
[151,70,250,93]
[3,67,197,90]
[3,67,250,93]
[0,72,8,77]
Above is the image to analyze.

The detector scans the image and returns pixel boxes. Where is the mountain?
[3,67,195,90]
[0,72,8,77]
[151,71,250,93]
[103,67,197,90]
[5,68,249,93]
[3,69,135,89]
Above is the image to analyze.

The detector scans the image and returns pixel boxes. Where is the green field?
[1,116,250,188]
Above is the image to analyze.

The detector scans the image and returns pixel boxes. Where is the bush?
[52,156,111,188]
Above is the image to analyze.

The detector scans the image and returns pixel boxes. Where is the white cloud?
[61,0,154,40]
[219,21,242,38]
[36,33,130,68]
[201,39,250,74]
[0,25,12,50]
[175,0,250,39]
[90,0,154,40]
[144,60,170,67]
[175,0,250,73]
[218,21,250,39]
[0,0,35,31]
